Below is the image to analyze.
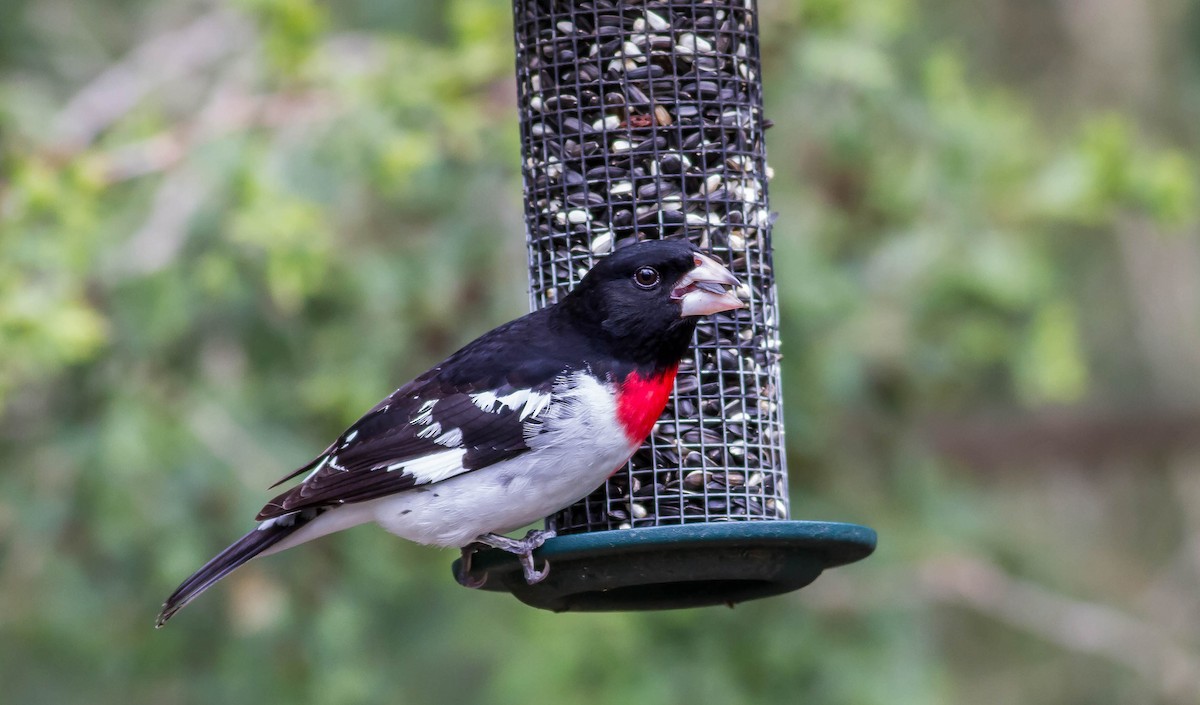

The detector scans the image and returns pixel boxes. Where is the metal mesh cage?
[513,0,788,535]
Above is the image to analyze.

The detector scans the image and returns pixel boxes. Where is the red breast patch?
[614,365,679,444]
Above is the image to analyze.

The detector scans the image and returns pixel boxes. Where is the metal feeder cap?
[452,521,876,612]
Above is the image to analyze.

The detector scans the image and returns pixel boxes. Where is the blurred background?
[2,0,1199,702]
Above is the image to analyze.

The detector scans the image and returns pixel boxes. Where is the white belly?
[367,446,624,546]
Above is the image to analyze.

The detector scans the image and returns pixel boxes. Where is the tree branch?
[922,554,1200,703]
[51,9,252,149]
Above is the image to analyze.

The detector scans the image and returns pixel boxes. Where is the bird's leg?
[472,529,557,584]
[456,544,488,589]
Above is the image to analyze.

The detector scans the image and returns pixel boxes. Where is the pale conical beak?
[672,252,745,317]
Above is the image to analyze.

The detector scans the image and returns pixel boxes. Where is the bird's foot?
[456,544,488,589]
[473,529,557,585]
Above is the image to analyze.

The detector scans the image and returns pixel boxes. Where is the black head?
[559,239,742,369]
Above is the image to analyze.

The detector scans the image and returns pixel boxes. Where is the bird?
[156,239,743,626]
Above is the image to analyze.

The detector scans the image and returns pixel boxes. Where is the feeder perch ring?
[452,521,876,612]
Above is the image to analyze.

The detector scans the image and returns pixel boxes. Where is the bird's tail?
[155,510,317,628]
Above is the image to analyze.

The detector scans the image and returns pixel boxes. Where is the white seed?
[610,181,633,196]
[622,41,642,57]
[645,10,670,31]
[612,139,632,152]
[676,32,696,55]
[556,20,574,33]
[631,503,648,519]
[590,231,613,254]
[593,115,620,131]
[567,209,589,224]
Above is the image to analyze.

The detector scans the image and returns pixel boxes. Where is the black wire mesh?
[513,0,787,534]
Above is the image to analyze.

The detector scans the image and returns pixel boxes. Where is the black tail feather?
[156,512,314,627]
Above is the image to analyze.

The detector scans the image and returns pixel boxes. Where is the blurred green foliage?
[2,0,1199,704]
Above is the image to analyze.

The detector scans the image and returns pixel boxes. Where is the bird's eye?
[633,267,660,289]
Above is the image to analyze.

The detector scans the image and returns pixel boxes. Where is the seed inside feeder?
[515,0,787,534]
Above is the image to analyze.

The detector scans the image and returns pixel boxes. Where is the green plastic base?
[451,521,876,612]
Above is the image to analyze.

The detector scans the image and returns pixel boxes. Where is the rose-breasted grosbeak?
[156,239,742,626]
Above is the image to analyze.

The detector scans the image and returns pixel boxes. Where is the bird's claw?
[456,545,488,588]
[519,553,550,583]
[471,529,556,585]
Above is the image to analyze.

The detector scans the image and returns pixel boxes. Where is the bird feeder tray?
[452,521,875,611]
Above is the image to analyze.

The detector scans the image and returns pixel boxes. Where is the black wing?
[256,310,581,520]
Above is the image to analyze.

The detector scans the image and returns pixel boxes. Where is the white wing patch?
[470,388,553,421]
[385,448,468,484]
[411,399,438,425]
[433,428,463,447]
[416,421,443,439]
[520,391,553,420]
[416,419,463,447]
[470,389,519,412]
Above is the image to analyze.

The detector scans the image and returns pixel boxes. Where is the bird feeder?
[453,0,875,610]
